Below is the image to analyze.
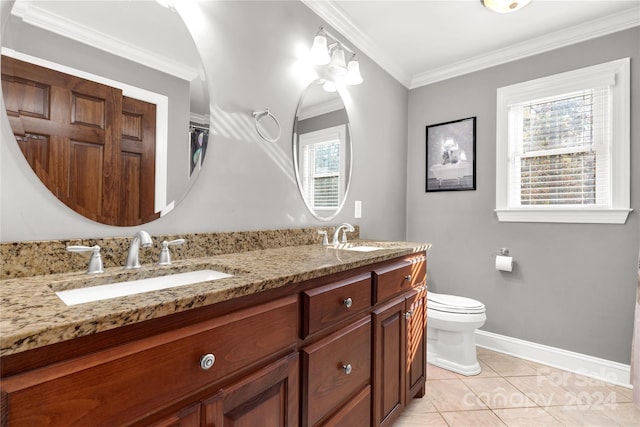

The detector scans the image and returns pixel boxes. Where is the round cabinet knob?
[343,297,353,309]
[342,363,353,375]
[404,310,414,320]
[404,275,412,281]
[200,353,216,370]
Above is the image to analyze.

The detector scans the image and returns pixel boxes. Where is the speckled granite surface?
[0,229,430,357]
[0,227,356,279]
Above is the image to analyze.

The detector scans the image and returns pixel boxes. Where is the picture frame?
[425,116,476,192]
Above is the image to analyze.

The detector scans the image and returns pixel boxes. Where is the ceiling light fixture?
[310,27,363,88]
[482,0,532,13]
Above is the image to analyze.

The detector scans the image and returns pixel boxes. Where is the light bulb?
[482,0,531,13]
[311,34,330,65]
[328,46,348,77]
[345,60,363,85]
[323,81,337,92]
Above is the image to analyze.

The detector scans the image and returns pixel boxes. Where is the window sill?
[495,208,632,224]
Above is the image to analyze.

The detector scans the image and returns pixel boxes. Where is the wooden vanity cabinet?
[0,252,427,427]
[372,260,427,427]
[1,296,299,427]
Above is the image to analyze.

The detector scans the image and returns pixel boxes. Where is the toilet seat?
[428,292,485,314]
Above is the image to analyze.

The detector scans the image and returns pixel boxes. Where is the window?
[495,58,630,223]
[298,125,346,211]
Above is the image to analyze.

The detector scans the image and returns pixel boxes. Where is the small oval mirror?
[293,80,352,221]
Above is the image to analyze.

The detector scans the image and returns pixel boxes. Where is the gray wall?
[407,28,640,364]
[0,0,408,242]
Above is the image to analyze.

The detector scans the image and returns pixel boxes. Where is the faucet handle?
[67,245,104,274]
[158,239,186,265]
[317,230,329,246]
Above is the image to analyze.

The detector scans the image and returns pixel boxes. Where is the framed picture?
[425,116,476,192]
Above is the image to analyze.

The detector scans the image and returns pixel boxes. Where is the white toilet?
[427,291,486,376]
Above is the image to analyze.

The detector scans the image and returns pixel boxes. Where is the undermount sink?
[54,269,233,306]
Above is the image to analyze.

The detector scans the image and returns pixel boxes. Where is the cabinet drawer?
[373,257,426,303]
[302,273,371,337]
[302,316,371,427]
[2,295,299,426]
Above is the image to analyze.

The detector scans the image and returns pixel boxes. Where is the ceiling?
[302,0,640,89]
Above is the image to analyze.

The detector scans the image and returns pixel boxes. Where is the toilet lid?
[427,292,485,314]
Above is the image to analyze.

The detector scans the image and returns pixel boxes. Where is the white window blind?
[302,141,341,209]
[508,86,610,207]
[495,58,630,224]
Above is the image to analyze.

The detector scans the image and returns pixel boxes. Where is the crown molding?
[11,1,201,82]
[301,0,412,88]
[301,1,639,90]
[411,6,640,89]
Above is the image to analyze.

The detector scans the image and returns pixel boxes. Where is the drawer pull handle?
[342,363,353,375]
[405,275,412,281]
[200,353,216,370]
[404,310,414,320]
[343,297,353,309]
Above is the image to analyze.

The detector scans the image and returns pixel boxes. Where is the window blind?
[302,140,341,209]
[508,86,611,207]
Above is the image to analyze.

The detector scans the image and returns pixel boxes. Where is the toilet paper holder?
[498,248,510,256]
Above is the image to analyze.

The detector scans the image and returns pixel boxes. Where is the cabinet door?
[147,403,202,427]
[406,286,427,399]
[203,352,299,427]
[372,296,406,427]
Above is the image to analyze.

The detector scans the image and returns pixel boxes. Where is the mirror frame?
[293,80,353,221]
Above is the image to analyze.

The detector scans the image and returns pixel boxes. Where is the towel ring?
[252,108,281,143]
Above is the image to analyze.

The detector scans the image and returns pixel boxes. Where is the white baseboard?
[475,330,632,389]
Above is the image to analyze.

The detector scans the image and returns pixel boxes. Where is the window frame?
[495,58,631,224]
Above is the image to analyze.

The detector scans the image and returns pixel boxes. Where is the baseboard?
[475,330,632,388]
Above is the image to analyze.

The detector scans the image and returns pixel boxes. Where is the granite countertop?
[0,239,430,357]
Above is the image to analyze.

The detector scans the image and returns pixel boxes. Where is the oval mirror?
[1,0,209,226]
[293,80,352,221]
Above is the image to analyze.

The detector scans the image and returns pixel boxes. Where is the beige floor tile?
[605,384,634,403]
[394,411,448,427]
[428,362,463,379]
[506,375,584,407]
[402,394,438,414]
[426,379,488,412]
[482,353,539,376]
[545,405,624,426]
[477,346,501,359]
[493,407,564,427]
[597,402,640,427]
[553,373,630,408]
[463,377,537,409]
[440,409,507,426]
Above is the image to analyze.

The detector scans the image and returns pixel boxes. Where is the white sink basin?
[55,269,233,306]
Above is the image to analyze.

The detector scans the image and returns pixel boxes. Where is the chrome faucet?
[125,230,152,269]
[332,223,355,246]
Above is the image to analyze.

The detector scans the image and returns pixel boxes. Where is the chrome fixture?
[482,0,531,13]
[317,230,329,246]
[311,27,363,88]
[125,230,153,269]
[158,239,186,265]
[332,223,355,246]
[67,245,104,274]
[252,108,281,143]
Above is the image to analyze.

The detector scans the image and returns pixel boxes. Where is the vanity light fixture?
[310,27,363,87]
[482,0,531,13]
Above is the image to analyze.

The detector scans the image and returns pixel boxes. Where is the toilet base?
[427,354,481,376]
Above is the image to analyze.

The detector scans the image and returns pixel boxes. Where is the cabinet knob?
[343,297,353,309]
[404,310,414,320]
[200,353,216,370]
[404,275,412,281]
[342,363,353,375]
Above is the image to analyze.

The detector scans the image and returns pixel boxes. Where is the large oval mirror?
[1,0,209,226]
[293,80,352,221]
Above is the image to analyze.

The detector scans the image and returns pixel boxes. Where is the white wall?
[0,0,408,242]
[406,28,640,364]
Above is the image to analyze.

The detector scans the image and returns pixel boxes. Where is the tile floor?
[395,347,639,426]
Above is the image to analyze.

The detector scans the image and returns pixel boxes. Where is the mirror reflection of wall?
[293,80,352,221]
[1,0,209,226]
